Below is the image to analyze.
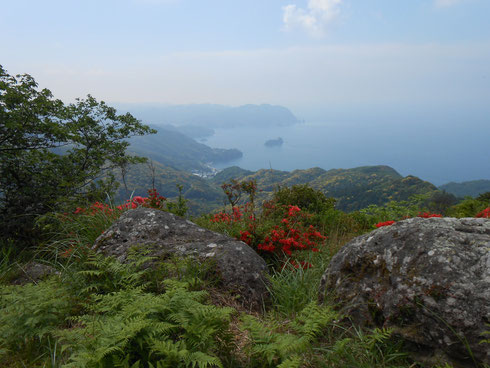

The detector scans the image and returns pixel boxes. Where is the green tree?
[0,65,155,247]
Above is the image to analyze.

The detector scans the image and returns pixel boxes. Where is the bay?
[204,121,490,186]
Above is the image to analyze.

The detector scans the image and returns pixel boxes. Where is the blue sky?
[1,0,489,115]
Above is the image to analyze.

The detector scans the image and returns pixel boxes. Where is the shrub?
[269,184,336,215]
[0,66,154,249]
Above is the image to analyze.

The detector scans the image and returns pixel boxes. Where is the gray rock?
[319,217,490,368]
[93,207,269,309]
[10,262,58,285]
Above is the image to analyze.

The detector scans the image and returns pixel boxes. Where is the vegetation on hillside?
[2,66,489,368]
[129,125,242,174]
[215,165,439,212]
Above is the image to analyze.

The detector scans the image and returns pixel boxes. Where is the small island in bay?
[264,137,283,147]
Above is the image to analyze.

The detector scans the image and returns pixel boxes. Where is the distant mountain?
[439,180,490,198]
[215,165,438,212]
[129,125,242,174]
[115,103,299,128]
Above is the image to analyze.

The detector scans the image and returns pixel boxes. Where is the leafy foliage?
[0,278,73,357]
[0,65,154,248]
[59,285,234,368]
[446,196,489,218]
[0,246,235,367]
[270,184,336,215]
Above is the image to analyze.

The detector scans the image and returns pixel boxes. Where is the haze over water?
[206,115,490,186]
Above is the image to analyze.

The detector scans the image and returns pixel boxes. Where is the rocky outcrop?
[93,208,269,310]
[10,262,58,285]
[319,217,490,368]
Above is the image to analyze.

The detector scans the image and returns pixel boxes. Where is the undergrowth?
[3,185,486,367]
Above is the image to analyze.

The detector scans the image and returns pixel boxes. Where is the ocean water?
[204,121,490,186]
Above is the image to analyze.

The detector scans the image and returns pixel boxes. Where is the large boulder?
[319,217,490,367]
[93,208,269,310]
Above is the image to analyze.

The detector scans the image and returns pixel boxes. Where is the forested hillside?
[214,165,438,212]
[129,125,242,175]
[439,179,490,198]
[119,163,439,214]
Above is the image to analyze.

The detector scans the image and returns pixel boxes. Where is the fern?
[0,277,72,357]
[78,251,155,295]
[241,302,337,367]
[59,285,234,367]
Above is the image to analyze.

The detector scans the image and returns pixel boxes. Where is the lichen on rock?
[93,207,269,310]
[319,217,490,368]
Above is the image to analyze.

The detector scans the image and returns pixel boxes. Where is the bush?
[0,65,154,249]
[270,184,336,215]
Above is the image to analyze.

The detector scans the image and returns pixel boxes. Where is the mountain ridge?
[115,103,299,129]
[439,180,490,198]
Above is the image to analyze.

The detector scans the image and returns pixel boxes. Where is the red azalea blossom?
[375,220,396,228]
[476,208,490,218]
[418,212,442,218]
[288,205,301,217]
[240,230,252,245]
[132,196,145,204]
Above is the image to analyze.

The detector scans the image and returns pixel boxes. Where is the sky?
[1,0,489,116]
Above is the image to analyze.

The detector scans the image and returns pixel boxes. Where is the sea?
[203,120,490,186]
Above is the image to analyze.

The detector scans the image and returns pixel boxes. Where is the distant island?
[264,137,283,147]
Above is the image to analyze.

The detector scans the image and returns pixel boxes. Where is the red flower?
[132,196,145,204]
[375,220,396,228]
[288,205,301,217]
[476,208,490,218]
[240,230,252,245]
[418,212,442,218]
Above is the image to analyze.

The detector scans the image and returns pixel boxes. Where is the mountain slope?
[439,180,490,198]
[129,126,242,174]
[217,165,437,212]
[115,161,224,215]
[117,162,439,215]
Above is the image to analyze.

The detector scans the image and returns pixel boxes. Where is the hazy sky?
[1,0,489,115]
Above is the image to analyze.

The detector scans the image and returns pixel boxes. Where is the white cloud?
[282,0,342,37]
[434,0,465,8]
